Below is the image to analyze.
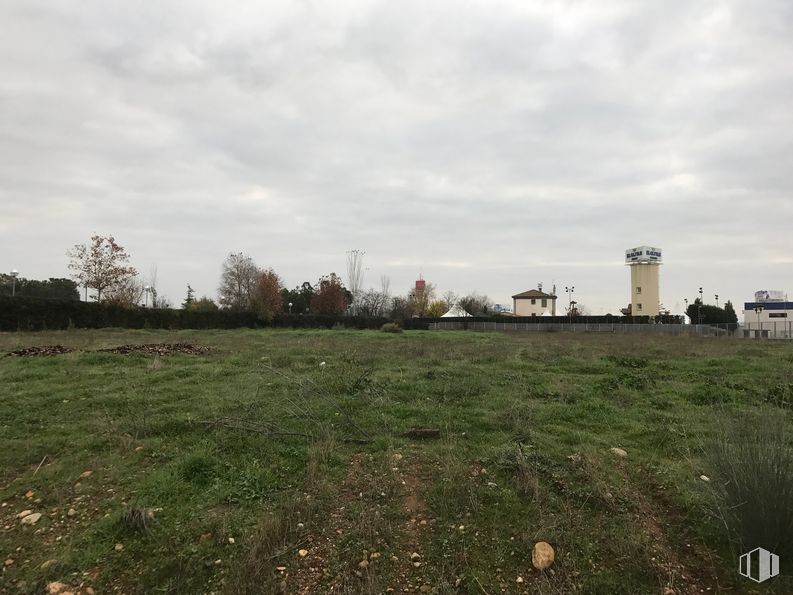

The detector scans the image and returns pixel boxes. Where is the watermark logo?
[739,547,779,583]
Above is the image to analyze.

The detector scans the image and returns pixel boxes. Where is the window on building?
[531,313,536,317]
[637,303,643,311]
[541,299,547,307]
[769,313,788,318]
[636,287,642,294]
[531,298,536,304]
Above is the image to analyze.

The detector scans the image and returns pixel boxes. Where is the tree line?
[54,235,498,319]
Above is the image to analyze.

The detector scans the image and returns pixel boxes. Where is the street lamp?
[754,304,764,338]
[144,285,151,307]
[288,302,293,314]
[10,269,19,297]
[698,287,703,324]
[565,286,575,316]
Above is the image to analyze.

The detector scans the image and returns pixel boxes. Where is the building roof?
[441,304,472,317]
[511,289,557,300]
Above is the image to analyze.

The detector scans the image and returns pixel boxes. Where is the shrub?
[381,322,403,334]
[705,408,793,560]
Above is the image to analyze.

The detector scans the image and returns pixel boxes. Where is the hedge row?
[0,297,394,332]
[0,296,682,332]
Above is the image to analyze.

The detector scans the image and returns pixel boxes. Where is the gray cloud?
[1,0,791,313]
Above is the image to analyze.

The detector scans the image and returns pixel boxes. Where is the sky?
[1,0,792,315]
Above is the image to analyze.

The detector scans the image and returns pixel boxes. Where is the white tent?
[441,304,472,317]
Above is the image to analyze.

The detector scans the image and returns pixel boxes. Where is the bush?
[381,322,403,334]
[705,409,793,560]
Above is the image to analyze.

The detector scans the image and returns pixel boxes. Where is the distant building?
[625,246,662,316]
[414,277,426,302]
[512,288,557,317]
[743,290,792,338]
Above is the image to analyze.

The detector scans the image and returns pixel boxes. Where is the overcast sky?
[1,0,791,314]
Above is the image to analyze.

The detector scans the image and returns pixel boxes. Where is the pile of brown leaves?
[5,345,73,357]
[99,342,210,356]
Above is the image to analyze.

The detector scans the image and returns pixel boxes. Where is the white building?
[512,288,557,317]
[743,290,792,338]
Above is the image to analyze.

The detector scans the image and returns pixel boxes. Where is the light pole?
[288,302,293,314]
[565,286,575,316]
[10,269,19,297]
[754,304,764,338]
[698,287,703,324]
[144,285,151,307]
[715,294,719,308]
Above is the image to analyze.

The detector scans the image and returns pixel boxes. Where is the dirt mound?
[5,345,73,357]
[100,342,210,356]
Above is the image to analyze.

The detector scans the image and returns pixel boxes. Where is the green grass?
[0,328,791,594]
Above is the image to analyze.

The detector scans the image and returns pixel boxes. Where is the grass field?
[1,329,791,594]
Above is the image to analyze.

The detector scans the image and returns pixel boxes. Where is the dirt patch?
[618,463,725,594]
[99,342,210,356]
[391,455,435,593]
[5,345,72,357]
[289,453,367,595]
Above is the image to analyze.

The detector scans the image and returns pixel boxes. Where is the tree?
[281,282,315,314]
[188,297,219,312]
[311,273,348,315]
[182,285,196,309]
[389,296,415,319]
[425,300,446,318]
[357,289,390,317]
[346,249,366,314]
[253,269,283,322]
[67,235,137,301]
[218,252,259,310]
[0,275,79,300]
[724,301,738,324]
[686,298,735,324]
[441,291,458,311]
[103,275,145,307]
[409,282,435,316]
[458,292,493,316]
[146,265,164,309]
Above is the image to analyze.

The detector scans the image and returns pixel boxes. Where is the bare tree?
[357,289,389,317]
[380,275,391,300]
[389,296,415,319]
[458,292,494,316]
[67,235,137,302]
[103,275,145,307]
[146,265,163,308]
[441,290,458,311]
[346,249,366,314]
[218,252,260,310]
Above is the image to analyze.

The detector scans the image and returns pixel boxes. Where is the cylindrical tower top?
[625,246,662,264]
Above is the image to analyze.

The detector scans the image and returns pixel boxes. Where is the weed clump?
[706,409,793,561]
[380,322,403,334]
[605,355,649,368]
[120,507,156,532]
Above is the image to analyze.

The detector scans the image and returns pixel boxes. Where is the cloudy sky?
[1,0,791,314]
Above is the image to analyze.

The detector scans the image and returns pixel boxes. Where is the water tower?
[625,246,662,316]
